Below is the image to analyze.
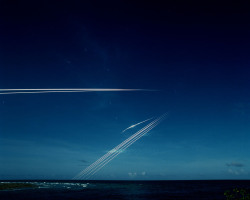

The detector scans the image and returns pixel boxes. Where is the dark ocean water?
[1,180,250,200]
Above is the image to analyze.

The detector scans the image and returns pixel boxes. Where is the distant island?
[0,182,37,190]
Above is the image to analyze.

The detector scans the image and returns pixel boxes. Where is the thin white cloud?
[141,171,146,176]
[128,172,137,178]
[226,162,244,167]
[228,168,246,175]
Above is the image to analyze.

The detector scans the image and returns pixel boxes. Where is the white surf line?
[76,113,167,180]
[122,117,154,133]
[80,119,160,179]
[84,114,167,179]
[73,118,160,180]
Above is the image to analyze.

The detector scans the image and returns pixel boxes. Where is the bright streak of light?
[122,117,154,133]
[82,119,158,178]
[0,88,155,92]
[0,88,155,95]
[83,115,166,179]
[84,118,163,179]
[73,115,161,180]
[0,90,90,95]
[72,116,160,180]
[74,113,167,180]
[84,114,166,179]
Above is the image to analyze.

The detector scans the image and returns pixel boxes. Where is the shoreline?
[0,182,37,190]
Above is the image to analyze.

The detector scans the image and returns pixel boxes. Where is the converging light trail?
[83,116,165,179]
[73,117,159,179]
[122,117,154,133]
[73,113,167,180]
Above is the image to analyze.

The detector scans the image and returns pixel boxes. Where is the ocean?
[1,180,250,200]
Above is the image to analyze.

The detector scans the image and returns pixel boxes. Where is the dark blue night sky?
[0,1,249,180]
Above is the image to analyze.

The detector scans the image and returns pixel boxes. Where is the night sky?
[0,1,250,180]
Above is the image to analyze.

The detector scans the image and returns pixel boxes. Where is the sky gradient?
[0,1,250,180]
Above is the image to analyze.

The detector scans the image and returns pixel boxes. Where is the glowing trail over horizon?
[73,117,159,180]
[73,120,157,179]
[83,116,165,179]
[73,113,167,180]
[76,114,166,179]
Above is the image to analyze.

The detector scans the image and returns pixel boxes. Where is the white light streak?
[73,113,167,180]
[84,118,163,179]
[122,117,154,133]
[0,88,155,94]
[85,114,166,179]
[73,117,160,180]
[74,119,158,179]
[0,90,90,95]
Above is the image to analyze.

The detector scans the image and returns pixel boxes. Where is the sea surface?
[1,180,250,200]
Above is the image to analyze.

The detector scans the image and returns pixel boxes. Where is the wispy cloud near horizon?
[226,162,244,167]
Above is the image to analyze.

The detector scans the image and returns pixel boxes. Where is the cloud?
[78,159,88,167]
[128,171,146,178]
[226,162,247,176]
[228,168,246,175]
[226,162,244,167]
[128,172,137,178]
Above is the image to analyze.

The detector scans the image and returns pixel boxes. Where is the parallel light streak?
[84,118,164,179]
[73,113,167,180]
[73,117,158,179]
[83,119,161,179]
[82,114,165,179]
